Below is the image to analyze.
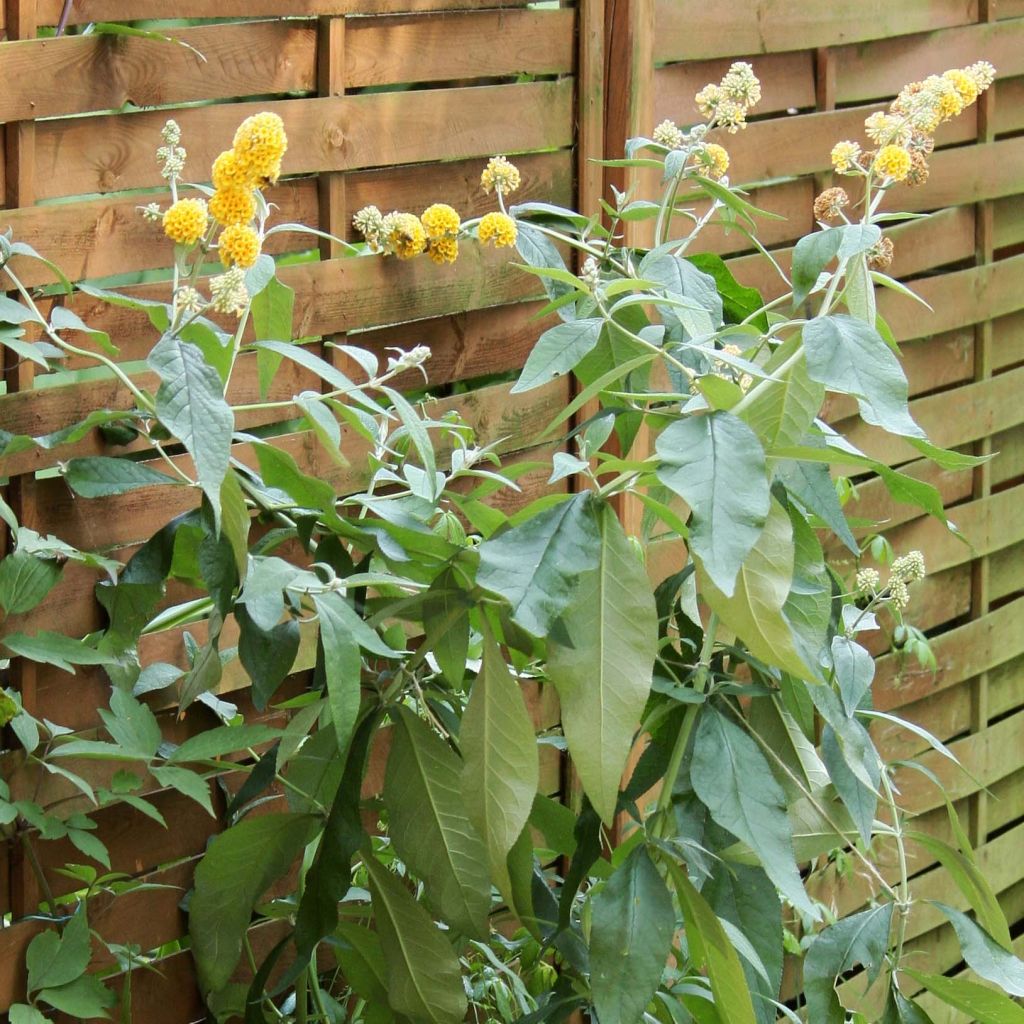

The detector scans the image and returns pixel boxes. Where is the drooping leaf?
[776,458,858,554]
[821,725,877,846]
[903,971,1024,1024]
[697,498,814,681]
[383,708,490,938]
[691,707,817,918]
[36,974,116,1019]
[804,903,894,1024]
[250,274,295,398]
[168,724,281,764]
[933,904,1024,996]
[590,847,676,1024]
[423,569,471,687]
[656,411,770,596]
[831,635,875,715]
[668,860,759,1024]
[237,605,301,711]
[638,249,723,333]
[802,315,924,439]
[189,812,319,993]
[148,335,234,530]
[547,501,657,824]
[461,630,539,888]
[511,318,603,393]
[2,632,118,673]
[313,592,363,753]
[0,551,61,615]
[363,856,469,1024]
[26,908,92,993]
[514,221,578,321]
[477,492,602,637]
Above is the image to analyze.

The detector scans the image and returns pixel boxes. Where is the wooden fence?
[0,1,1022,1020]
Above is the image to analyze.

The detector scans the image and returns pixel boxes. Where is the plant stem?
[880,767,911,984]
[21,833,59,916]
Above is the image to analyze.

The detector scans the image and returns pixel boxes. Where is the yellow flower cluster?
[695,61,761,133]
[219,223,261,269]
[384,212,427,260]
[695,143,730,180]
[422,203,461,265]
[481,156,521,196]
[163,198,209,246]
[830,62,994,188]
[210,187,256,228]
[232,111,288,186]
[478,212,517,248]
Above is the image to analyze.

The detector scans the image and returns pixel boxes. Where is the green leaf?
[2,632,118,673]
[903,971,1024,1024]
[692,707,817,919]
[656,411,770,596]
[739,349,824,453]
[511,318,603,393]
[383,708,490,938]
[190,812,319,994]
[176,639,224,714]
[148,335,234,530]
[150,765,214,815]
[9,1005,48,1024]
[363,856,469,1024]
[831,636,874,714]
[237,608,300,711]
[804,904,894,1024]
[591,847,676,1024]
[50,305,115,357]
[0,551,61,614]
[254,442,338,514]
[514,221,577,320]
[791,228,843,308]
[638,250,723,331]
[697,499,814,681]
[313,592,364,754]
[423,569,470,687]
[168,724,281,763]
[933,904,1024,996]
[547,501,657,824]
[251,274,295,398]
[668,860,759,1024]
[905,828,1010,949]
[461,629,539,889]
[704,861,782,1024]
[62,458,181,501]
[101,689,162,759]
[477,491,602,637]
[821,725,877,847]
[36,974,116,1019]
[334,922,390,1010]
[688,253,766,328]
[776,458,858,554]
[26,909,92,993]
[802,315,924,439]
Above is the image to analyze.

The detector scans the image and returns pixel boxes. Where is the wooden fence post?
[3,0,42,920]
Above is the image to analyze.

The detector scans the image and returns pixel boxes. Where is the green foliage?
[0,65,1012,1024]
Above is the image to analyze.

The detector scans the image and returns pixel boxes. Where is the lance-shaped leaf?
[802,315,924,439]
[63,456,181,499]
[461,631,539,889]
[934,904,1024,996]
[692,707,818,919]
[831,635,875,715]
[363,856,469,1024]
[697,498,814,680]
[804,903,894,1024]
[511,318,603,393]
[313,592,363,754]
[903,970,1024,1024]
[668,860,759,1024]
[189,812,319,994]
[383,708,490,938]
[656,411,770,596]
[547,501,657,824]
[0,551,61,615]
[477,492,602,637]
[739,347,824,453]
[590,847,676,1024]
[148,334,234,529]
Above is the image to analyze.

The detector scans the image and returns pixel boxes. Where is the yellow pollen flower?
[480,156,521,196]
[162,198,208,245]
[873,145,912,181]
[219,223,261,268]
[385,213,427,259]
[942,68,979,106]
[935,85,964,121]
[478,211,517,248]
[700,144,730,179]
[232,111,288,185]
[211,149,251,190]
[209,186,257,227]
[428,237,459,265]
[830,140,862,173]
[421,203,461,239]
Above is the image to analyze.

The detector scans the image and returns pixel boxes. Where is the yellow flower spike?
[162,198,209,246]
[830,140,862,173]
[211,150,251,191]
[219,223,262,269]
[478,212,517,248]
[873,145,913,182]
[480,156,521,196]
[421,203,461,240]
[385,213,427,259]
[231,111,288,186]
[209,186,257,227]
[428,238,459,265]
